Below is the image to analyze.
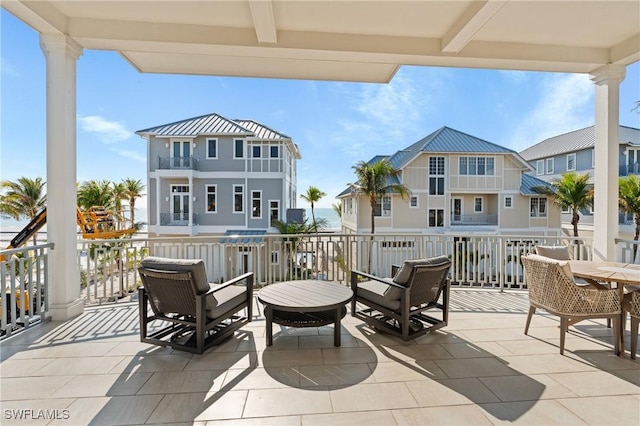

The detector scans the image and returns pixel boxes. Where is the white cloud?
[78,115,131,143]
[508,73,593,151]
[111,148,146,163]
[0,57,20,77]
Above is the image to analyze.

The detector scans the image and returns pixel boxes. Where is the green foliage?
[619,174,640,240]
[301,186,327,233]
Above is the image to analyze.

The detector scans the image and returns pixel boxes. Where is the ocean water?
[304,207,341,230]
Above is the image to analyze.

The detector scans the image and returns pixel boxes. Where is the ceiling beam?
[441,0,508,53]
[2,0,65,34]
[248,0,277,44]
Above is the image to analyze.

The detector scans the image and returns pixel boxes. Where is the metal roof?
[136,113,253,137]
[520,174,552,196]
[234,119,291,140]
[219,230,266,244]
[519,125,640,161]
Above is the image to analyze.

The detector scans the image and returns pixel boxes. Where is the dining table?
[569,260,640,356]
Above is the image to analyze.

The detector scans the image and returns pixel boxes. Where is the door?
[171,185,189,223]
[452,198,463,223]
[172,141,191,168]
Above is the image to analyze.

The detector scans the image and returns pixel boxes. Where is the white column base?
[49,299,85,321]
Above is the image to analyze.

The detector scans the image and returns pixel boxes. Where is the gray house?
[136,113,301,238]
[520,125,640,235]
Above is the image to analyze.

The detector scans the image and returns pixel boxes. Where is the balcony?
[158,156,198,170]
[451,214,498,226]
[160,212,199,226]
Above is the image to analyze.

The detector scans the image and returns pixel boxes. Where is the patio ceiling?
[5,0,639,82]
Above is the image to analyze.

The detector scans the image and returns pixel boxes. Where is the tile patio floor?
[1,289,639,425]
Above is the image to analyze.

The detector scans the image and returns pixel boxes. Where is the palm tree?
[112,182,126,212]
[533,171,593,237]
[332,201,342,218]
[121,178,145,225]
[619,174,640,244]
[300,186,326,233]
[351,159,410,271]
[77,179,115,210]
[0,177,47,245]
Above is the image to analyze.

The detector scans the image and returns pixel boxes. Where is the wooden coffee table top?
[257,280,353,313]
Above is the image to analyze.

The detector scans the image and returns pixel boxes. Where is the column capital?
[40,33,83,60]
[589,64,626,85]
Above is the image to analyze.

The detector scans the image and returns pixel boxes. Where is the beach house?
[520,125,640,238]
[338,126,562,236]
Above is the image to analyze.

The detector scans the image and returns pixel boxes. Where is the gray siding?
[149,178,157,225]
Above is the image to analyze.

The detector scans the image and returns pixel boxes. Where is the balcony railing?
[160,212,199,226]
[4,233,640,339]
[158,156,198,170]
[450,214,498,226]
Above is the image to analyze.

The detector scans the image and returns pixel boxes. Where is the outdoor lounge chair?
[522,254,620,355]
[137,256,253,354]
[622,288,640,359]
[351,256,451,341]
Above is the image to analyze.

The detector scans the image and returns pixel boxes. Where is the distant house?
[519,125,640,237]
[337,126,561,236]
[136,113,301,237]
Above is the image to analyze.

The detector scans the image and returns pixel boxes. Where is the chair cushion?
[206,283,247,319]
[534,245,571,260]
[393,255,451,285]
[357,278,401,311]
[141,256,210,294]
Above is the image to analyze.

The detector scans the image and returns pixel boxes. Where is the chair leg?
[612,315,621,356]
[559,317,568,355]
[631,316,639,360]
[524,305,536,335]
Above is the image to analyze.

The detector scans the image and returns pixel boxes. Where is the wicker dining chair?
[137,256,253,354]
[622,289,640,359]
[522,254,620,355]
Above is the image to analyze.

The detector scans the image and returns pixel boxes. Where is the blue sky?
[2,9,639,209]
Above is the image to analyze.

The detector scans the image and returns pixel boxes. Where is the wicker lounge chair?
[351,256,451,341]
[522,254,620,355]
[137,256,253,354]
[622,289,640,359]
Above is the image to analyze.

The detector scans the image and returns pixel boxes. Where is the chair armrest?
[350,270,405,290]
[208,272,254,295]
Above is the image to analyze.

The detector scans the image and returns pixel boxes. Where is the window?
[546,158,554,174]
[270,146,279,158]
[428,209,444,227]
[530,197,547,217]
[429,157,445,195]
[374,196,391,217]
[207,138,217,158]
[233,185,244,213]
[504,196,513,209]
[409,196,418,208]
[566,153,576,171]
[269,200,279,225]
[592,149,595,168]
[252,145,261,158]
[474,197,483,213]
[562,205,570,213]
[459,156,495,175]
[271,251,279,265]
[234,139,244,158]
[536,160,544,175]
[251,191,261,218]
[206,185,216,213]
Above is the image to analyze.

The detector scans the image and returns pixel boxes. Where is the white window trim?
[409,196,419,208]
[270,145,279,158]
[269,199,280,224]
[504,196,513,209]
[536,159,544,176]
[562,205,570,213]
[233,184,244,213]
[546,158,554,174]
[474,196,484,213]
[428,208,444,227]
[530,197,548,218]
[234,139,245,159]
[206,138,217,159]
[251,190,262,219]
[252,145,262,158]
[205,184,217,213]
[591,149,595,168]
[271,251,279,265]
[566,153,576,171]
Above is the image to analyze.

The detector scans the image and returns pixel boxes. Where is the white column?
[40,34,84,320]
[590,64,626,261]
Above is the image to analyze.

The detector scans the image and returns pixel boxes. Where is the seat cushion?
[534,245,571,260]
[141,256,210,294]
[357,278,401,311]
[393,255,451,285]
[206,284,248,319]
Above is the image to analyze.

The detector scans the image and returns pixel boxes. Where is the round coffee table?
[257,279,353,347]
